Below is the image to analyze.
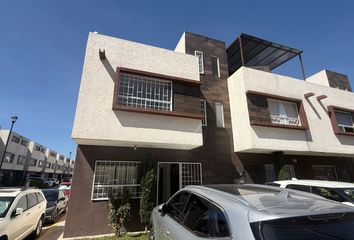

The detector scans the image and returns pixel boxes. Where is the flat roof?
[227,33,302,76]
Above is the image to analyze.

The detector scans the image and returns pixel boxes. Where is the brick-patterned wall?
[247,93,271,123]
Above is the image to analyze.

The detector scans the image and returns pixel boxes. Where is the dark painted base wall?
[64,145,354,238]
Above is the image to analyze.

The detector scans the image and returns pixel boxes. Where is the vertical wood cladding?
[173,83,201,115]
[247,93,271,123]
[326,70,352,92]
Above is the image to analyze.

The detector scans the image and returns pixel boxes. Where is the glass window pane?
[215,102,224,128]
[335,111,353,126]
[167,191,190,222]
[16,196,28,210]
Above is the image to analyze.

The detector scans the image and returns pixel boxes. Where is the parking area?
[25,214,66,240]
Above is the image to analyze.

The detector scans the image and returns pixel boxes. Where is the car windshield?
[42,191,58,201]
[251,213,354,240]
[336,188,354,202]
[0,197,15,218]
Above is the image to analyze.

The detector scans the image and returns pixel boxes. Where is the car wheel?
[148,226,155,240]
[32,216,44,238]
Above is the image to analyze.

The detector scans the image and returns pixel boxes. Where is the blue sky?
[1,0,353,158]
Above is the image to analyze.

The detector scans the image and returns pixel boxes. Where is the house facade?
[65,31,354,238]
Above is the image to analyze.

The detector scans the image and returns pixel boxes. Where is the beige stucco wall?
[27,141,45,173]
[71,33,202,150]
[228,67,354,157]
[174,32,186,53]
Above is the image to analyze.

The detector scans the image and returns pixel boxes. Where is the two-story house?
[65,32,354,238]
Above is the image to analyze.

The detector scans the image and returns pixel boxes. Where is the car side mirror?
[158,203,170,215]
[12,208,23,217]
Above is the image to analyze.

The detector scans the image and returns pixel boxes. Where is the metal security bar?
[118,72,172,111]
[270,115,300,126]
[92,161,140,200]
[181,163,202,188]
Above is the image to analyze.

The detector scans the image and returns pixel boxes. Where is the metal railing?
[270,115,300,126]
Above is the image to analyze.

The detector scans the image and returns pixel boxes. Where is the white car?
[0,187,47,240]
[272,179,354,206]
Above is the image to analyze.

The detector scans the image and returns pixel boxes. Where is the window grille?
[118,72,172,111]
[17,156,26,165]
[181,163,202,188]
[28,158,37,166]
[4,152,14,163]
[195,51,204,74]
[11,136,20,143]
[92,161,140,200]
[201,99,207,126]
[20,139,28,147]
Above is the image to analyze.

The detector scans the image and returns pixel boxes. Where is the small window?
[201,99,207,126]
[286,184,311,193]
[195,50,204,74]
[40,148,46,153]
[28,158,37,166]
[38,160,43,167]
[215,102,225,128]
[16,196,28,211]
[183,194,230,238]
[335,111,354,133]
[4,152,15,163]
[167,191,190,222]
[212,56,220,77]
[49,151,57,157]
[46,162,51,168]
[36,192,44,202]
[35,146,41,151]
[11,135,20,143]
[26,193,38,208]
[268,99,300,126]
[20,139,28,147]
[311,187,345,202]
[17,156,27,165]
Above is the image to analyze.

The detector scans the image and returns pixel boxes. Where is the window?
[335,111,354,133]
[183,194,230,238]
[26,193,38,208]
[195,50,204,74]
[167,191,190,222]
[268,99,300,126]
[212,56,220,77]
[17,156,26,165]
[20,139,28,147]
[264,164,276,182]
[312,165,337,181]
[59,155,65,160]
[16,196,28,211]
[201,99,207,126]
[46,162,51,168]
[28,158,37,166]
[51,163,55,169]
[92,161,140,200]
[38,160,43,167]
[4,152,14,163]
[35,145,41,151]
[286,184,311,193]
[11,135,20,143]
[117,72,172,111]
[284,165,296,179]
[36,192,44,203]
[311,187,345,202]
[215,102,225,128]
[49,151,57,157]
[40,148,46,153]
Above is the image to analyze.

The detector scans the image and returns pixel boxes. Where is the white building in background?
[0,129,74,184]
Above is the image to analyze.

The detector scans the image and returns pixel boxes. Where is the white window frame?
[212,56,220,78]
[335,110,354,132]
[201,99,207,126]
[215,101,225,128]
[195,50,204,74]
[91,160,141,201]
[267,99,300,126]
[118,72,173,111]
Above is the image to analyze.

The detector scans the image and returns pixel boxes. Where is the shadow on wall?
[101,58,116,82]
[305,98,321,120]
[252,126,313,142]
[113,111,202,133]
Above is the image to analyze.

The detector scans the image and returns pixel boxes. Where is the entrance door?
[157,162,202,204]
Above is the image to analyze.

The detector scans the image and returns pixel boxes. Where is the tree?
[273,151,289,181]
[108,187,131,237]
[139,154,157,230]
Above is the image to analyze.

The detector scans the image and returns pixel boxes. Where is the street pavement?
[25,214,66,240]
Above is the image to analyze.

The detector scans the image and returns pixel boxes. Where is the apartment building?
[65,31,354,237]
[0,129,74,184]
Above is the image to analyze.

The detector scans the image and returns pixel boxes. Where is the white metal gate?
[180,163,202,188]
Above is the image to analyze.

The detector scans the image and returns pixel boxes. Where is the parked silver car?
[150,184,354,240]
